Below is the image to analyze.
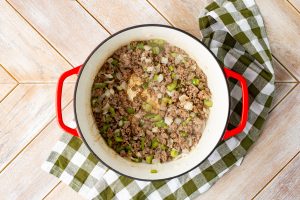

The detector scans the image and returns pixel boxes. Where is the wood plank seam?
[5,0,75,68]
[75,0,112,34]
[0,83,18,103]
[252,151,300,199]
[42,181,62,200]
[145,0,174,25]
[0,99,73,174]
[269,83,298,112]
[0,64,19,83]
[288,0,300,13]
[273,56,299,82]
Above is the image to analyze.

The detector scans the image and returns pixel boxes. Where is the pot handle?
[56,66,82,137]
[223,68,249,140]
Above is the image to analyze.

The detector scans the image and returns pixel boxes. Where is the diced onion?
[144,45,151,51]
[183,101,193,111]
[179,95,188,102]
[174,118,182,125]
[164,116,173,126]
[105,74,113,79]
[102,103,110,114]
[147,66,154,72]
[175,54,184,64]
[152,127,159,133]
[161,57,168,64]
[157,74,164,83]
[166,91,174,97]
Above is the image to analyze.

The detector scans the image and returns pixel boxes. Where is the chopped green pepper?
[100,124,110,134]
[141,137,145,150]
[111,59,119,66]
[94,83,107,89]
[160,144,167,150]
[144,113,162,122]
[136,42,144,50]
[91,98,98,107]
[150,169,158,173]
[170,149,179,158]
[162,97,172,105]
[142,103,152,112]
[167,80,177,91]
[171,73,177,79]
[131,157,142,163]
[126,107,135,114]
[114,129,121,136]
[151,138,159,149]
[114,136,123,142]
[142,82,149,89]
[107,139,112,147]
[182,117,192,126]
[168,65,174,71]
[180,131,188,137]
[153,74,159,81]
[146,155,153,164]
[109,107,116,117]
[118,120,124,127]
[204,99,213,107]
[105,115,113,123]
[155,120,168,128]
[152,46,160,55]
[170,52,177,57]
[192,77,200,86]
[125,145,132,152]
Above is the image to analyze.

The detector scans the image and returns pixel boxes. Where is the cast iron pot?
[56,24,248,181]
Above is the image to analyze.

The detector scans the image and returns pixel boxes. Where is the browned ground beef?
[91,39,212,164]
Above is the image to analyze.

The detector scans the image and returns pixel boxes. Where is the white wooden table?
[0,1,299,199]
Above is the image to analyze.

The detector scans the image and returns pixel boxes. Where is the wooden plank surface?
[255,152,300,200]
[0,102,74,200]
[196,84,300,200]
[0,1,73,83]
[273,59,297,82]
[148,0,206,38]
[78,0,168,33]
[0,65,17,101]
[0,84,74,172]
[7,0,109,66]
[289,0,300,12]
[256,0,300,80]
[44,183,84,200]
[271,83,296,110]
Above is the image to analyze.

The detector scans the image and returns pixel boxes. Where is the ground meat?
[91,39,212,164]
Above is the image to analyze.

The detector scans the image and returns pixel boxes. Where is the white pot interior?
[75,25,229,180]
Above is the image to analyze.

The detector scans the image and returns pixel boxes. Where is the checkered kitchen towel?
[42,0,275,199]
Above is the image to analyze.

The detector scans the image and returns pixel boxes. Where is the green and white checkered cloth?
[42,0,275,199]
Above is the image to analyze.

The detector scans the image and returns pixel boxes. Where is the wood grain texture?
[0,103,74,200]
[256,0,300,80]
[0,1,73,83]
[78,0,168,33]
[273,59,297,82]
[0,84,16,102]
[271,83,297,110]
[7,0,109,66]
[289,0,300,12]
[0,83,74,171]
[196,85,300,200]
[147,0,207,38]
[255,153,300,200]
[0,65,17,101]
[44,183,85,200]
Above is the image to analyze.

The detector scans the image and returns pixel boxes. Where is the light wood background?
[0,0,299,199]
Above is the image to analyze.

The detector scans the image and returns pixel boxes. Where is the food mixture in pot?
[91,39,212,164]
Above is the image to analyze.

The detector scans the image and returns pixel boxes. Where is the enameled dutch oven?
[56,24,248,181]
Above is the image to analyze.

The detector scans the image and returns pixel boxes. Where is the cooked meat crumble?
[91,39,212,164]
